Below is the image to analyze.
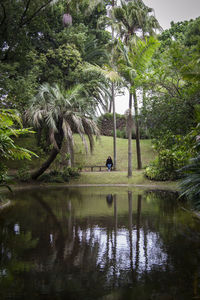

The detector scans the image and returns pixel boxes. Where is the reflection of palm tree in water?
[35,193,107,297]
[136,195,142,273]
[35,191,145,296]
[128,191,134,275]
[128,192,142,279]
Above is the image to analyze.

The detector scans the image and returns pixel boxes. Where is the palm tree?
[26,83,99,180]
[118,36,159,173]
[179,150,200,210]
[113,0,161,176]
[113,0,161,43]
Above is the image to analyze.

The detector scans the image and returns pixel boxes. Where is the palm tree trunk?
[128,92,133,177]
[31,148,59,180]
[111,0,117,170]
[32,123,64,180]
[133,90,142,169]
[112,82,117,170]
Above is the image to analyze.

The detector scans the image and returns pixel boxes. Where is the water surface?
[0,187,200,300]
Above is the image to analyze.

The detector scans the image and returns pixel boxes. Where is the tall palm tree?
[26,83,99,180]
[113,0,161,176]
[118,36,159,173]
[113,0,161,43]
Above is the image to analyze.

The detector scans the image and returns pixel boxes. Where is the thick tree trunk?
[133,90,142,169]
[32,121,64,180]
[31,148,59,180]
[128,92,133,177]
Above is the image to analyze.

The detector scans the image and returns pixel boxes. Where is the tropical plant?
[112,0,160,177]
[179,146,200,209]
[26,83,100,180]
[117,36,160,174]
[0,109,37,182]
[113,0,161,43]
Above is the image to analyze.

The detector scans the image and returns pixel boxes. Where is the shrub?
[38,167,80,183]
[145,149,189,181]
[116,128,127,139]
[17,164,30,182]
[179,154,200,209]
[0,163,8,183]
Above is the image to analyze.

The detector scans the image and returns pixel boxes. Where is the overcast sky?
[115,0,200,114]
[143,0,200,29]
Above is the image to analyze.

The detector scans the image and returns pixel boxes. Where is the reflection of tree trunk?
[135,194,142,272]
[128,92,133,177]
[133,90,142,170]
[36,195,65,260]
[67,200,72,236]
[113,194,117,283]
[144,220,148,272]
[128,191,133,273]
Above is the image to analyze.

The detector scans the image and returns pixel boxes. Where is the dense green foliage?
[141,18,200,184]
[0,109,36,182]
[0,0,111,111]
[1,0,200,207]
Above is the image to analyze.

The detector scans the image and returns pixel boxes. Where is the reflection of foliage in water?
[0,188,200,299]
[0,208,38,299]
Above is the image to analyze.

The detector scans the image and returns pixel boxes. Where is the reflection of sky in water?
[78,226,167,275]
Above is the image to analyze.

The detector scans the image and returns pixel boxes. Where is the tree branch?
[20,0,56,27]
[0,3,6,27]
[19,0,31,27]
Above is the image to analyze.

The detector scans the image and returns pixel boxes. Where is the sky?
[115,0,200,114]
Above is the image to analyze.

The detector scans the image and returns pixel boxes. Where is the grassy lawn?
[68,170,179,190]
[74,135,156,171]
[4,134,178,190]
[6,134,156,172]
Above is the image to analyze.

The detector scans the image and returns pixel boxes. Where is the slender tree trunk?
[112,83,117,170]
[108,98,112,113]
[133,89,142,169]
[111,0,117,170]
[128,92,133,177]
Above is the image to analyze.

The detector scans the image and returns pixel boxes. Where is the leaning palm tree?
[26,83,99,180]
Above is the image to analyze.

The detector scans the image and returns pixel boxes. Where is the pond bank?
[0,170,179,209]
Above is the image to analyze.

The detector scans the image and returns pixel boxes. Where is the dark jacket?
[106,158,113,167]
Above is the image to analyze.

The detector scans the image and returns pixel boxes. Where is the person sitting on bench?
[106,156,113,172]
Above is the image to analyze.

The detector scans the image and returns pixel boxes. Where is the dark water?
[0,187,200,300]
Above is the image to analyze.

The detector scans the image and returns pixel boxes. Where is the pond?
[0,186,200,300]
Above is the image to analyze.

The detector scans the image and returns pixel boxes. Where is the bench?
[84,165,112,172]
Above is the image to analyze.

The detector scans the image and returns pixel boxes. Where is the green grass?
[68,170,179,190]
[74,135,156,171]
[4,134,178,190]
[6,134,156,172]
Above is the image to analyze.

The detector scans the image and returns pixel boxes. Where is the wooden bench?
[84,165,112,172]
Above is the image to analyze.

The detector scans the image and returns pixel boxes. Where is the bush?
[38,167,80,183]
[116,128,127,139]
[0,163,8,183]
[17,164,30,182]
[145,149,189,181]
